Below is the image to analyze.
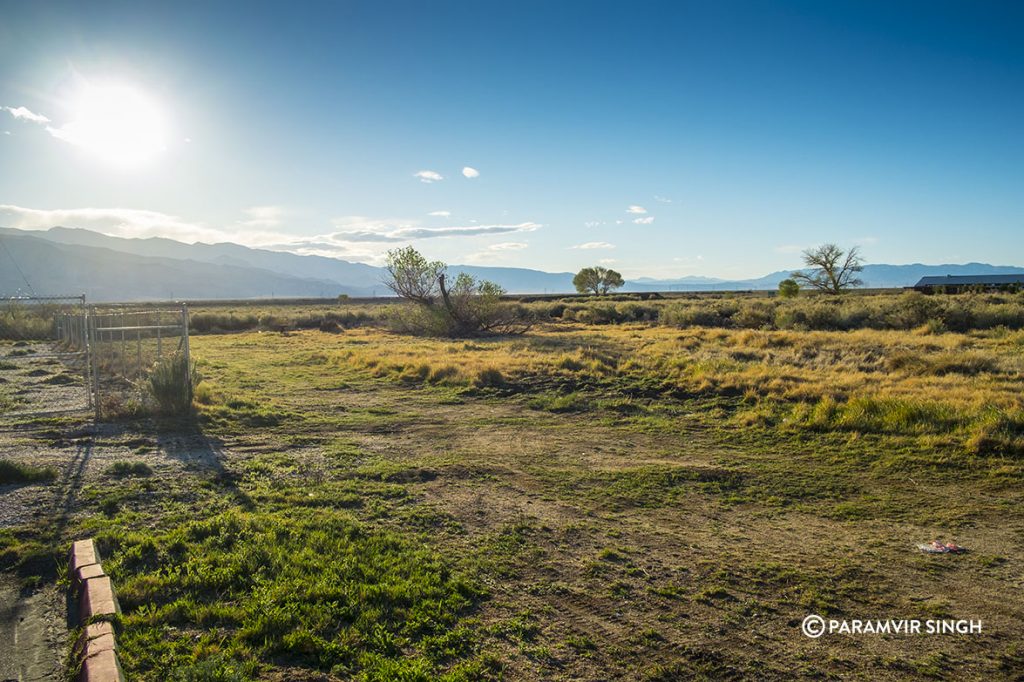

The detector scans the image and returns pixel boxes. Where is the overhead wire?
[0,234,37,297]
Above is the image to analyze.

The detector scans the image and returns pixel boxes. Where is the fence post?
[79,297,91,410]
[181,304,192,402]
[88,310,99,418]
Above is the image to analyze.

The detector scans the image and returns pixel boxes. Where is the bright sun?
[55,82,168,168]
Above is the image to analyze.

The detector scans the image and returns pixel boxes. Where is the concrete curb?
[68,539,125,682]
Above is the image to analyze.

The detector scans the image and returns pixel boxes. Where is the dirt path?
[0,342,94,682]
[0,577,64,682]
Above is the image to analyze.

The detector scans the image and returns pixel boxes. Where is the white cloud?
[626,205,647,214]
[329,217,541,243]
[654,195,673,204]
[571,241,616,250]
[464,241,529,263]
[584,221,603,228]
[414,170,444,183]
[3,106,50,124]
[598,258,617,265]
[462,166,480,179]
[240,205,285,228]
[633,216,655,225]
[428,210,451,217]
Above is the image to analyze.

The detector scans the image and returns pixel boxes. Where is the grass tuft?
[0,459,57,484]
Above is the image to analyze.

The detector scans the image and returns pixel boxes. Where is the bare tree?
[384,246,531,336]
[791,244,864,294]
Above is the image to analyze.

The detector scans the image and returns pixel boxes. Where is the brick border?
[68,539,125,682]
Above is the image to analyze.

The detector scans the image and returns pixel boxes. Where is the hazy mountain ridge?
[0,230,355,301]
[2,226,1022,301]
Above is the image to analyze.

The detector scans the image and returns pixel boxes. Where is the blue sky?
[1,0,1021,278]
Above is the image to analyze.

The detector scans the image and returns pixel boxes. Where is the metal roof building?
[913,274,1024,292]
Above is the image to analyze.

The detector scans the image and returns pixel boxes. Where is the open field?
[1,295,1023,680]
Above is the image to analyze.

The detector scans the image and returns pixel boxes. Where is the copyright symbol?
[802,614,826,638]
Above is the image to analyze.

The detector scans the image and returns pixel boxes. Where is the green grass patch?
[105,461,155,478]
[102,508,491,680]
[0,459,57,484]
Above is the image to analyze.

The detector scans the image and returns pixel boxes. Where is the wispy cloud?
[571,241,616,250]
[463,241,529,263]
[626,205,647,214]
[428,210,451,217]
[654,195,673,204]
[462,166,480,179]
[240,205,285,228]
[3,105,50,124]
[598,258,617,265]
[329,217,541,243]
[584,221,603,228]
[774,244,805,254]
[633,216,654,225]
[414,170,444,183]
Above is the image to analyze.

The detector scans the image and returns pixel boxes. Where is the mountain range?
[1,226,1022,302]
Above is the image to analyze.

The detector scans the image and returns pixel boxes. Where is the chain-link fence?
[0,295,92,417]
[1,299,194,419]
[88,306,191,416]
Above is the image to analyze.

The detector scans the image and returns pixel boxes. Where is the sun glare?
[54,82,168,168]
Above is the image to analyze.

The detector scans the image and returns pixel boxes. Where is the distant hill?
[0,231,350,301]
[1,226,1022,301]
[26,226,383,291]
[623,264,1024,291]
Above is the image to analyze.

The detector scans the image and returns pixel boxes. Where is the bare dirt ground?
[303,384,1024,680]
[0,343,90,418]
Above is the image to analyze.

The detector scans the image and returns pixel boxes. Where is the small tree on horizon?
[791,244,864,295]
[777,278,800,298]
[383,246,530,337]
[573,266,625,295]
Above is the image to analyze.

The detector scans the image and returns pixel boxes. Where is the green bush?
[778,279,800,298]
[661,303,728,328]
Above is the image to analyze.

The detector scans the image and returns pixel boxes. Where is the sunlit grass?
[191,320,1023,455]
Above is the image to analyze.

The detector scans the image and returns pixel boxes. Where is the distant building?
[912,274,1024,293]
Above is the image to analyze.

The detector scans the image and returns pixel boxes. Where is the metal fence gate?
[1,299,192,419]
[88,305,190,416]
[0,295,93,416]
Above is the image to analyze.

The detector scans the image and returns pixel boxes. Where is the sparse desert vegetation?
[1,290,1023,679]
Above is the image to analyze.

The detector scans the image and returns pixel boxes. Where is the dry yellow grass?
[206,322,1022,455]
